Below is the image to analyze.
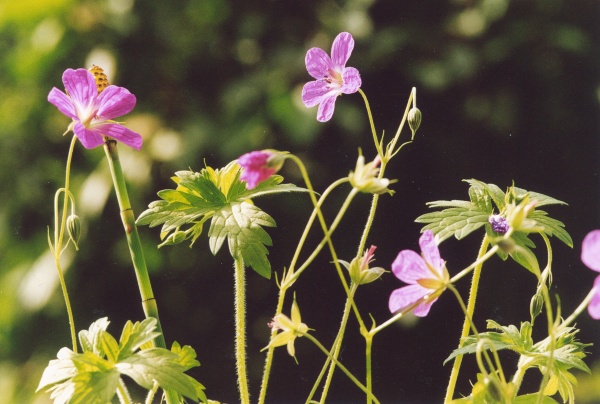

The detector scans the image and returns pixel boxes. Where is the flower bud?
[348,154,391,195]
[530,292,544,322]
[158,230,188,248]
[488,214,509,234]
[66,214,81,250]
[340,246,386,285]
[408,107,422,135]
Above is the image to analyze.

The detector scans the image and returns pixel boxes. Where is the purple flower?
[48,68,142,150]
[581,230,600,319]
[301,32,362,122]
[238,150,280,190]
[489,214,509,234]
[389,230,449,317]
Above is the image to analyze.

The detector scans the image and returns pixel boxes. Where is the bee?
[89,65,110,93]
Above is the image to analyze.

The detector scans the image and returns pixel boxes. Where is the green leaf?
[509,243,540,275]
[171,341,201,371]
[68,369,120,404]
[171,342,207,403]
[117,318,162,362]
[208,201,276,278]
[530,210,573,247]
[525,190,568,208]
[513,393,560,403]
[116,348,200,400]
[444,320,533,365]
[235,174,309,201]
[416,206,489,243]
[78,317,110,357]
[100,332,120,363]
[37,348,77,392]
[464,179,504,212]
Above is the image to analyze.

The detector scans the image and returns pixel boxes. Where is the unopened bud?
[408,108,422,135]
[66,214,81,250]
[530,292,544,322]
[158,230,188,248]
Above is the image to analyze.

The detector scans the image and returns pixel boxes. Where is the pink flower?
[389,230,449,317]
[238,150,279,190]
[48,68,142,150]
[581,230,600,319]
[301,32,362,122]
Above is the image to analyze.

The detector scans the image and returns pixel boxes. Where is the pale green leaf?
[208,201,276,278]
[78,317,110,357]
[116,348,199,400]
[68,370,120,404]
[513,393,560,403]
[530,210,573,247]
[117,318,161,362]
[171,341,201,370]
[416,207,489,243]
[36,348,77,392]
[100,332,120,363]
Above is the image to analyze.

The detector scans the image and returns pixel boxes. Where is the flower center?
[323,68,343,89]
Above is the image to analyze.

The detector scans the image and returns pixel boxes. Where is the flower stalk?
[103,139,179,404]
[444,234,490,403]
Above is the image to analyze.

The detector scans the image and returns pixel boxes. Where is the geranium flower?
[301,32,362,122]
[238,150,283,190]
[389,230,449,317]
[48,68,142,150]
[581,230,600,319]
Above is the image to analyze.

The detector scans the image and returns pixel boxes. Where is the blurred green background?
[1,0,600,402]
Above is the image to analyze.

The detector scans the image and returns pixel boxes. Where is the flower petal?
[316,94,337,122]
[582,230,600,272]
[388,284,428,313]
[391,250,430,284]
[419,230,443,272]
[331,32,354,68]
[96,86,136,120]
[588,276,600,319]
[302,81,331,107]
[305,47,333,80]
[98,123,143,150]
[72,122,105,149]
[62,69,97,114]
[413,297,438,317]
[48,88,77,119]
[340,67,361,94]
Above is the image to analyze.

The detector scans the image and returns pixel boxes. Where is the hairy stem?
[444,235,490,403]
[234,257,250,404]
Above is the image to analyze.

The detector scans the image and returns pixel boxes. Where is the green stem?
[116,379,132,404]
[233,257,250,404]
[103,140,177,404]
[444,235,490,403]
[314,283,358,404]
[258,180,349,404]
[357,89,380,155]
[305,333,380,404]
[52,135,78,352]
[559,287,596,331]
[365,331,373,404]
